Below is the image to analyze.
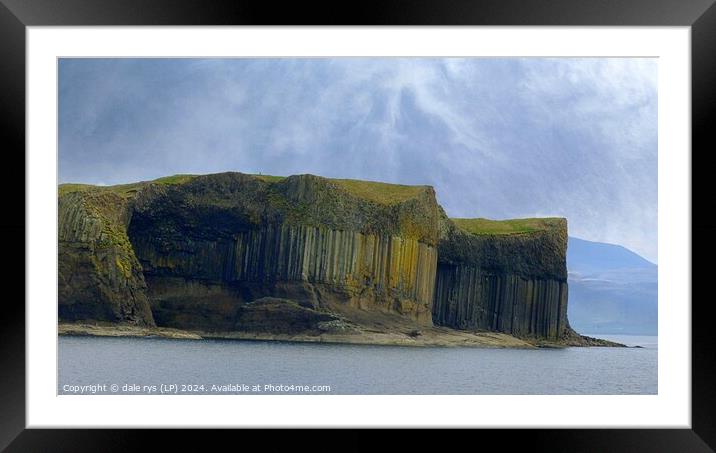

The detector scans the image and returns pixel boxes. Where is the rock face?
[59,173,439,331]
[432,217,569,340]
[58,190,154,326]
[58,172,571,341]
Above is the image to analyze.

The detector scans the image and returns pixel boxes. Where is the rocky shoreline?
[58,322,626,348]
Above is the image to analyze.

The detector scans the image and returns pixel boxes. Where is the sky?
[59,58,657,263]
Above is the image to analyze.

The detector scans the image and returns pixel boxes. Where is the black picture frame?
[2,0,714,450]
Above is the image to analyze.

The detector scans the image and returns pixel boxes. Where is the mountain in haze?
[567,237,657,335]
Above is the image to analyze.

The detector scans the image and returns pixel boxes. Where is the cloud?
[59,58,657,262]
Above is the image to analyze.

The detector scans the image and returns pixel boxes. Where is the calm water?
[58,334,657,395]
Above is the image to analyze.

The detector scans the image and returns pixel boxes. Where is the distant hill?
[567,237,657,335]
[568,237,656,274]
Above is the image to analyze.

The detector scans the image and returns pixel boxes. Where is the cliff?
[58,189,154,325]
[433,217,570,340]
[58,171,578,345]
[59,172,439,331]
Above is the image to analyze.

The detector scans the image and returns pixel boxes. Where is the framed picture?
[5,0,714,450]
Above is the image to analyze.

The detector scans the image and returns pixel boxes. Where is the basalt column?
[432,218,569,340]
[123,172,441,330]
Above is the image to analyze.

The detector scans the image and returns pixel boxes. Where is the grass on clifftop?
[452,217,563,235]
[253,173,427,205]
[59,172,429,205]
[252,174,287,183]
[330,178,428,205]
[152,174,197,185]
[59,175,198,199]
[58,183,96,197]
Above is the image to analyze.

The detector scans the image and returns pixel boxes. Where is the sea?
[58,333,657,395]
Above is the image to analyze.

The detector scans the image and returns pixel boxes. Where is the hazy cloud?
[59,58,657,263]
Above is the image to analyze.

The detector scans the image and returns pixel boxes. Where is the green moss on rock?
[439,217,568,280]
[58,190,154,326]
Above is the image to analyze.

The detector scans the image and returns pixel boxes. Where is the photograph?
[57,57,658,396]
[3,1,710,446]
